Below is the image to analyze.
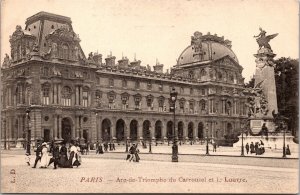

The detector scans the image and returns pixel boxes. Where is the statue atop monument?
[254,28,278,51]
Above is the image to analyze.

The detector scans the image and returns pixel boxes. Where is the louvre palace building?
[1,12,249,147]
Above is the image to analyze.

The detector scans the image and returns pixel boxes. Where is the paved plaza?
[1,146,299,194]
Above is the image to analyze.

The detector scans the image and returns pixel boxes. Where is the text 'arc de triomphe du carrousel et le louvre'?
[1,11,298,151]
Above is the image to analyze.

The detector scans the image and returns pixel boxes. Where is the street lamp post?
[26,108,31,155]
[149,132,152,153]
[206,123,209,155]
[3,118,6,150]
[125,136,128,153]
[170,87,178,162]
[282,122,286,158]
[241,123,245,156]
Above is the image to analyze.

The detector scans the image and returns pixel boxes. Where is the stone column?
[75,86,79,105]
[111,123,116,141]
[79,86,83,106]
[53,114,58,140]
[91,113,97,142]
[57,84,61,105]
[75,116,80,139]
[53,84,57,104]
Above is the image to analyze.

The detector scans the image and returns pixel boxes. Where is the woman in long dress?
[40,143,49,168]
[59,143,68,168]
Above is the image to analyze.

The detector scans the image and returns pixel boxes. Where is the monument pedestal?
[234,133,298,151]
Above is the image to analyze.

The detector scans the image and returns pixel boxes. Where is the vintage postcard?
[0,0,299,194]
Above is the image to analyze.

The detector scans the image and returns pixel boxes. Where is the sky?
[1,0,298,82]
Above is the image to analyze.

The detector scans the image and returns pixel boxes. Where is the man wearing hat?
[32,142,42,168]
[48,141,61,169]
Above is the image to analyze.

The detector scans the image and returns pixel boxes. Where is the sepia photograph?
[0,0,299,194]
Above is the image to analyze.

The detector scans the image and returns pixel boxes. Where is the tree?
[274,57,299,138]
[244,75,255,88]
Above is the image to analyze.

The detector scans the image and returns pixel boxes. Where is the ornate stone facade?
[1,12,249,147]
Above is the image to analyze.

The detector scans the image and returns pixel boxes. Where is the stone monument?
[250,28,278,133]
[234,28,297,151]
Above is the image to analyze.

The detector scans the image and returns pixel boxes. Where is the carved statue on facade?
[254,28,278,51]
[2,54,11,67]
[247,84,269,117]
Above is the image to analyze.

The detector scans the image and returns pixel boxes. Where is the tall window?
[190,88,194,95]
[62,86,71,106]
[62,44,69,59]
[95,90,102,107]
[189,100,195,113]
[42,87,50,105]
[122,79,127,88]
[121,93,129,110]
[179,98,185,113]
[158,96,164,112]
[43,67,49,76]
[109,78,114,87]
[159,84,163,92]
[107,92,116,109]
[134,94,142,110]
[147,81,152,90]
[135,81,140,89]
[146,95,154,111]
[83,89,88,107]
[200,100,206,111]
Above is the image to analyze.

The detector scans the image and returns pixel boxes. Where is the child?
[25,153,30,166]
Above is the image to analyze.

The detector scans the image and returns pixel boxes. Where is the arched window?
[62,86,72,106]
[62,44,69,59]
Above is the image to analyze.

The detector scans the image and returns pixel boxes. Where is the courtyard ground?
[1,147,298,194]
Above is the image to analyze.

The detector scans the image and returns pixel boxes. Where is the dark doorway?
[130,120,138,141]
[116,119,125,142]
[44,129,50,142]
[155,120,162,140]
[188,122,194,139]
[62,118,72,143]
[143,120,151,140]
[102,119,111,142]
[198,122,204,139]
[178,121,184,140]
[167,121,173,140]
[83,129,88,143]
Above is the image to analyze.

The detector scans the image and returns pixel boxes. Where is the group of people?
[245,141,265,155]
[95,141,115,154]
[27,141,81,169]
[126,143,140,162]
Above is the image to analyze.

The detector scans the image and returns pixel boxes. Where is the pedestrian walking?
[32,143,42,168]
[25,153,31,166]
[255,142,259,155]
[40,142,50,168]
[96,141,99,154]
[245,143,249,154]
[112,142,115,150]
[213,142,217,152]
[48,141,60,169]
[99,143,104,154]
[109,142,112,151]
[59,143,68,168]
[286,145,291,155]
[250,142,255,154]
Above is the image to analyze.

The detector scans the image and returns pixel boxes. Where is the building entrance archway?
[102,119,111,142]
[167,121,173,140]
[62,118,72,143]
[116,119,125,142]
[188,122,194,139]
[130,120,138,141]
[155,120,162,140]
[178,121,184,140]
[143,120,151,141]
[198,122,204,139]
